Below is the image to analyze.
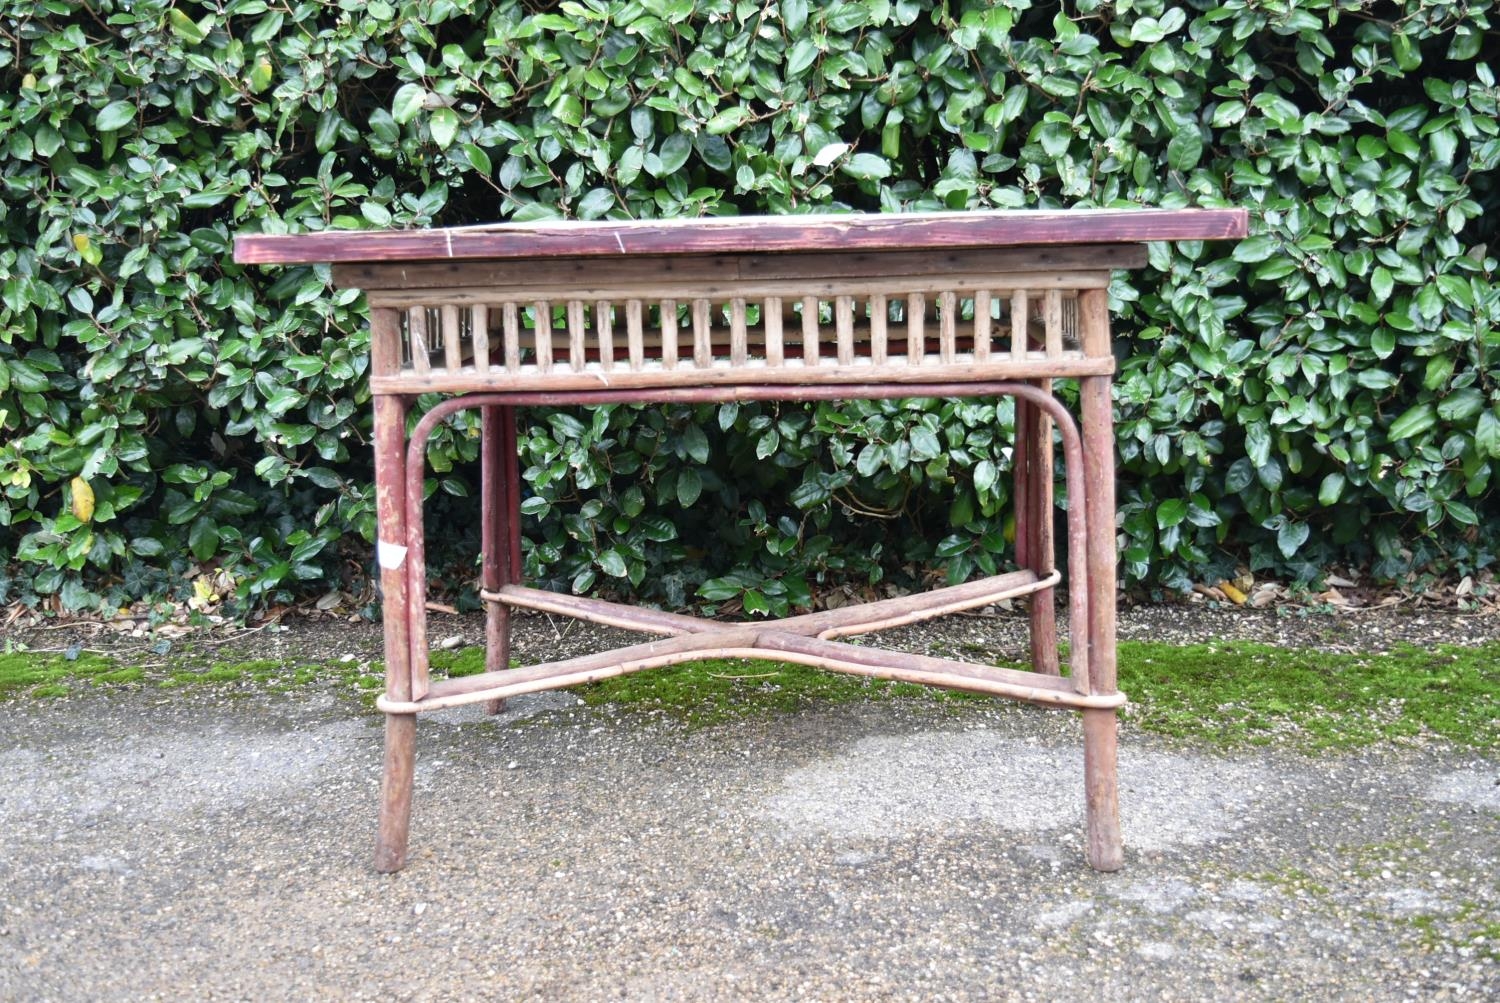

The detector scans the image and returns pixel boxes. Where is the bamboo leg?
[482,405,514,716]
[1013,395,1031,573]
[373,392,416,873]
[1027,380,1059,676]
[505,408,522,583]
[1082,707,1123,871]
[1079,288,1122,871]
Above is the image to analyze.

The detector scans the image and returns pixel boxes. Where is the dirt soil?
[1,602,1497,1001]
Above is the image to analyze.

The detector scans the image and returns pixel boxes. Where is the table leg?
[1014,392,1030,573]
[483,405,518,714]
[1026,380,1059,676]
[373,393,416,873]
[1079,288,1122,872]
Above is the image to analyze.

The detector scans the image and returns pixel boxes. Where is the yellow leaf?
[247,58,273,94]
[22,73,37,90]
[1216,580,1247,605]
[72,233,91,253]
[70,476,95,523]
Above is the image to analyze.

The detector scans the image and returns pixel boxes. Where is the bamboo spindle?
[869,293,888,365]
[764,296,783,365]
[407,307,430,374]
[692,298,712,368]
[939,290,957,364]
[596,301,614,371]
[532,301,553,372]
[567,300,587,370]
[471,304,490,372]
[660,299,678,369]
[626,299,645,370]
[836,295,855,365]
[1044,289,1064,358]
[973,290,991,362]
[502,303,521,372]
[802,296,819,365]
[442,305,462,371]
[1010,290,1028,361]
[730,297,749,366]
[907,292,924,364]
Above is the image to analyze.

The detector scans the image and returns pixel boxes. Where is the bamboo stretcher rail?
[770,569,1059,640]
[481,568,1061,643]
[375,630,1128,715]
[482,584,717,636]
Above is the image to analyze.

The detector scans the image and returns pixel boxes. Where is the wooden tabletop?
[233,208,1247,266]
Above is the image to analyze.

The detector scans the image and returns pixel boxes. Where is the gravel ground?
[1,605,1497,1001]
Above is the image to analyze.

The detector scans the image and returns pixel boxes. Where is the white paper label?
[377,540,408,570]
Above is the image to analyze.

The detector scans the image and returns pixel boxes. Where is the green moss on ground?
[1,637,1495,752]
[1116,640,1500,750]
[1403,903,1500,963]
[0,650,125,699]
[0,649,379,699]
[428,648,489,678]
[578,657,978,728]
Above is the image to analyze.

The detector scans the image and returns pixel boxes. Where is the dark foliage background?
[1,0,1496,615]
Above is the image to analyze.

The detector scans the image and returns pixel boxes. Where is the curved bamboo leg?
[373,391,416,873]
[1079,288,1122,872]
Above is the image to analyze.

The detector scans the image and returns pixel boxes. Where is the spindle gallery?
[235,208,1248,873]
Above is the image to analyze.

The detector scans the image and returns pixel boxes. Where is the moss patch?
[428,648,489,678]
[0,649,380,701]
[1405,903,1500,963]
[0,650,126,699]
[2,636,1495,752]
[577,657,979,728]
[1117,640,1500,750]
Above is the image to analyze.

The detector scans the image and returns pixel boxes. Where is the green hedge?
[1,0,1497,614]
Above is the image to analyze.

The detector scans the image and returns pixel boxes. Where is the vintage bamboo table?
[235,208,1246,873]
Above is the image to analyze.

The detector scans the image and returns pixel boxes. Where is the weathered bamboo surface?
[482,584,717,636]
[235,207,1246,264]
[367,271,1109,309]
[481,569,1060,642]
[336,245,1146,294]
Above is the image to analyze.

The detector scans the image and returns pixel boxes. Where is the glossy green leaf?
[1388,403,1437,441]
[841,153,892,181]
[392,84,425,125]
[429,108,459,148]
[95,101,135,132]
